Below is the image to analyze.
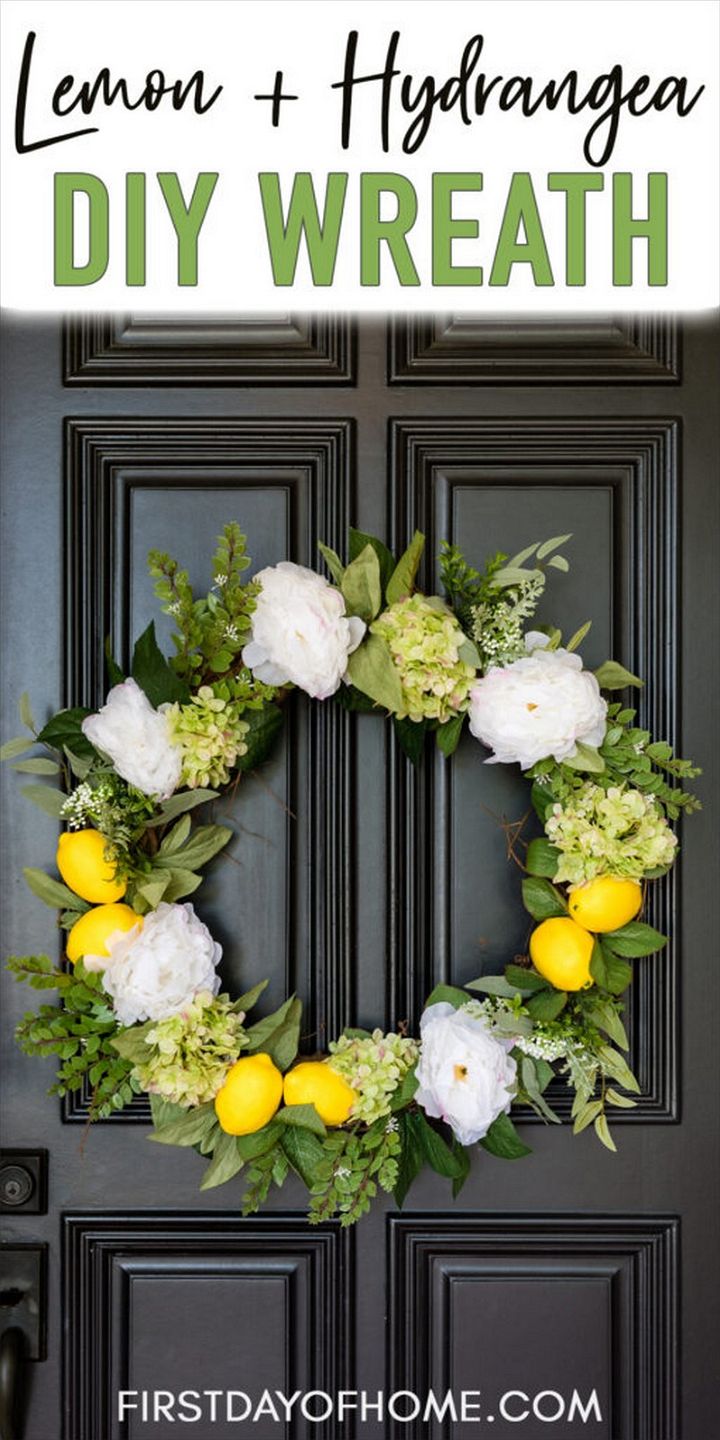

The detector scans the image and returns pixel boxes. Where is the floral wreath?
[3,525,700,1226]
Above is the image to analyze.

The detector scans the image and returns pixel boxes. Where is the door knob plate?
[0,1249,46,1361]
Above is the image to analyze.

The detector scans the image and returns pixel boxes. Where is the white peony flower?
[415,1003,517,1146]
[242,561,366,700]
[468,641,607,770]
[101,901,222,1027]
[82,678,183,800]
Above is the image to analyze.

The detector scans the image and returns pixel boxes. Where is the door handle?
[0,1248,47,1440]
[0,1327,24,1440]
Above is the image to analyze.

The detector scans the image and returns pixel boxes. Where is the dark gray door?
[1,312,718,1440]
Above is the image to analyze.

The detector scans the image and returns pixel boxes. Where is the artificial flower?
[101,901,222,1027]
[82,678,182,800]
[328,1028,419,1124]
[468,636,607,769]
[131,991,247,1107]
[165,686,250,788]
[414,1001,517,1146]
[371,595,476,722]
[242,561,365,699]
[545,783,678,885]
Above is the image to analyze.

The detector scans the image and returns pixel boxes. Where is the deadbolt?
[0,1155,47,1216]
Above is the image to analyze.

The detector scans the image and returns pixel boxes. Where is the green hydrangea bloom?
[133,991,247,1107]
[328,1029,419,1125]
[165,686,250,788]
[371,596,476,723]
[545,783,678,885]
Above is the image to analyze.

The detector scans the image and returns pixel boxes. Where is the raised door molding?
[388,1214,679,1440]
[63,1212,351,1440]
[63,418,355,1120]
[63,314,357,385]
[386,417,679,1122]
[388,315,680,384]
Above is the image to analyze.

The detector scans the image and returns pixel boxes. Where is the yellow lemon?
[214,1053,283,1136]
[57,829,126,904]
[66,903,141,963]
[283,1060,357,1127]
[530,917,595,991]
[568,875,643,933]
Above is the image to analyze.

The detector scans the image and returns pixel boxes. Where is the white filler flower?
[242,562,366,700]
[468,635,607,770]
[102,901,222,1027]
[415,1002,517,1146]
[82,678,182,800]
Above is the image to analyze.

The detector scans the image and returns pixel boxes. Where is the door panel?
[1,313,718,1440]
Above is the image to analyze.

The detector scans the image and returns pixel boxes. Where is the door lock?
[0,1155,47,1216]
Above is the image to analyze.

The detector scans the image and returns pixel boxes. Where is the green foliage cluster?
[148,523,262,687]
[7,956,138,1120]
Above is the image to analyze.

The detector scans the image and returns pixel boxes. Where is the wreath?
[3,524,700,1226]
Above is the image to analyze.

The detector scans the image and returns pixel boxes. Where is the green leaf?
[465,974,521,999]
[504,964,548,993]
[280,1124,325,1188]
[235,1121,283,1161]
[236,703,284,773]
[277,1104,327,1138]
[154,823,232,872]
[521,877,567,920]
[1,736,34,760]
[435,714,464,758]
[393,716,427,766]
[566,621,592,653]
[317,541,345,587]
[603,922,667,958]
[424,983,470,1010]
[390,1066,419,1112]
[385,530,425,605]
[526,988,567,1021]
[23,867,89,913]
[393,1112,425,1208]
[231,979,269,1015]
[536,533,572,561]
[348,529,395,590]
[110,1022,155,1064]
[594,1113,617,1152]
[158,869,203,903]
[245,996,302,1072]
[36,708,95,760]
[148,1103,216,1147]
[573,1099,603,1135]
[589,940,633,995]
[131,621,189,706]
[414,1111,466,1179]
[605,1087,637,1109]
[104,638,125,687]
[199,1133,246,1190]
[340,544,382,621]
[346,634,404,714]
[480,1112,532,1159]
[525,838,560,878]
[451,1140,472,1198]
[520,1056,562,1123]
[20,785,66,818]
[547,555,569,572]
[594,660,643,690]
[563,742,605,774]
[146,789,219,826]
[585,1000,629,1050]
[158,814,192,855]
[149,1094,188,1129]
[19,692,36,731]
[456,635,481,668]
[493,565,541,588]
[597,1045,641,1094]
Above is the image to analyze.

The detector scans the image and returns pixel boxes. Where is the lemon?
[530,917,595,991]
[568,875,643,933]
[283,1060,357,1127]
[66,903,141,963]
[214,1053,283,1136]
[57,829,126,904]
